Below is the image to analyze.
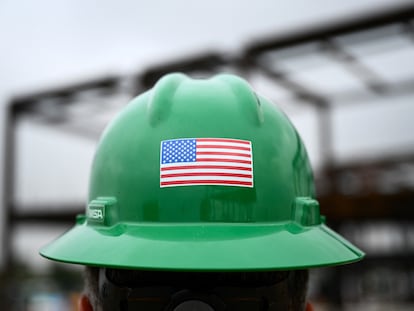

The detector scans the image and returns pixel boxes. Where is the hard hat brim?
[40,221,364,271]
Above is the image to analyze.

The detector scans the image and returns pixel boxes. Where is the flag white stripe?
[196,147,251,155]
[161,182,253,187]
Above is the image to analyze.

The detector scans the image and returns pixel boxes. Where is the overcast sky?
[1,0,412,94]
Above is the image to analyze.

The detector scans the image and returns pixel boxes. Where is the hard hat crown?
[40,73,364,271]
[88,73,314,225]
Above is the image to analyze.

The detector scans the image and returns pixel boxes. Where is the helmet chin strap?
[171,300,214,311]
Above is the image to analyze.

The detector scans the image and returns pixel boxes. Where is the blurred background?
[1,0,414,310]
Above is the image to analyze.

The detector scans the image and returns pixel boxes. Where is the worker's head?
[80,267,311,311]
[40,73,364,310]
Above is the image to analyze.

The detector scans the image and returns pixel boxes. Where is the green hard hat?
[40,73,364,271]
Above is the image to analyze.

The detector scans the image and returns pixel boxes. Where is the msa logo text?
[87,205,105,222]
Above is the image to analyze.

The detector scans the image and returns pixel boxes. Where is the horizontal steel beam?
[245,3,414,56]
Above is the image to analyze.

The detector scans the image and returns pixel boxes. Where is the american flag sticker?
[160,138,253,188]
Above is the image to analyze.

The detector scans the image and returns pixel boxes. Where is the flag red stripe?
[197,138,251,145]
[196,144,251,151]
[161,172,252,178]
[196,151,251,158]
[161,180,253,186]
[161,165,252,171]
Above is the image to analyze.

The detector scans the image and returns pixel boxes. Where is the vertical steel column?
[1,104,17,271]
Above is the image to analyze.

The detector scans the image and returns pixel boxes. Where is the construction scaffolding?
[3,3,414,308]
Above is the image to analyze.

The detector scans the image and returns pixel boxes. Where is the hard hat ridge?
[148,73,187,126]
[148,73,264,128]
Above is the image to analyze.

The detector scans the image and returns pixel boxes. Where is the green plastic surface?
[40,73,364,271]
